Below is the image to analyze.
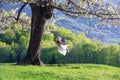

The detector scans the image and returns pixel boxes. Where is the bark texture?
[20,0,53,66]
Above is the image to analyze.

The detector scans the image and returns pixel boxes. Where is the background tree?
[0,0,120,66]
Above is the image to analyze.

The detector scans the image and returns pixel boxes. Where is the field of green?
[0,63,120,80]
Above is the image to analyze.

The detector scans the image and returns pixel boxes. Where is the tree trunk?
[20,1,53,66]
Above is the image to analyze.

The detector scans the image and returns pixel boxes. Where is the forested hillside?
[2,2,120,44]
[0,10,120,67]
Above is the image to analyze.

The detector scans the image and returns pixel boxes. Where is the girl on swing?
[55,36,69,56]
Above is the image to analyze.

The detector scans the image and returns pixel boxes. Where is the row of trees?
[1,21,119,67]
[0,27,29,63]
[41,28,120,67]
[1,0,120,66]
[65,40,120,67]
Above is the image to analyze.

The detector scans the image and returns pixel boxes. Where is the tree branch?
[16,2,28,21]
[6,2,27,22]
[52,0,120,20]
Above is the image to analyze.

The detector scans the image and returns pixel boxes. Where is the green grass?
[0,63,120,80]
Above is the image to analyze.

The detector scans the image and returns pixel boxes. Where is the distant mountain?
[49,10,120,44]
[2,2,120,44]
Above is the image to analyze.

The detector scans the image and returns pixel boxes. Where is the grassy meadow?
[0,63,120,80]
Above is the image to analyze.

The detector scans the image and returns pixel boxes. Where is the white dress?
[57,44,69,56]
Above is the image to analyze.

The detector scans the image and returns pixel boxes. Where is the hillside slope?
[2,2,120,44]
[0,64,120,80]
[50,10,120,44]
